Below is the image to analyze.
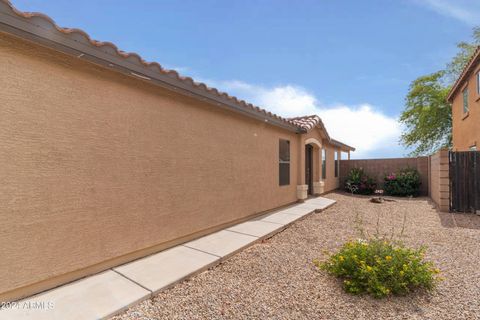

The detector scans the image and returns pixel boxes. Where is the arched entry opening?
[305,144,314,195]
[297,138,323,201]
[304,138,321,196]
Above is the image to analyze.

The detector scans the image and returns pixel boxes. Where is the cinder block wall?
[339,157,430,196]
[429,150,450,212]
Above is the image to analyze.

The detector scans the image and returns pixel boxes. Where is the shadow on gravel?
[437,211,480,230]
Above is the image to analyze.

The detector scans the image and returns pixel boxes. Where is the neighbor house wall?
[0,33,301,300]
[339,157,429,195]
[451,61,480,151]
[429,149,450,212]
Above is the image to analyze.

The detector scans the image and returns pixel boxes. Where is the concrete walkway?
[0,197,335,320]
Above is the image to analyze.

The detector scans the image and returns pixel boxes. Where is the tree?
[400,27,480,156]
[445,27,480,83]
[400,71,451,155]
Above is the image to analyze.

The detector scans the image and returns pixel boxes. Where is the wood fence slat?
[450,151,480,213]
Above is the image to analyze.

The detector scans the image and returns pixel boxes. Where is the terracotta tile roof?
[0,0,354,151]
[288,115,355,151]
[0,0,299,129]
[447,46,480,102]
[288,115,323,131]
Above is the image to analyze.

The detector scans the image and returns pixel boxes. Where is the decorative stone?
[313,181,324,195]
[296,184,308,201]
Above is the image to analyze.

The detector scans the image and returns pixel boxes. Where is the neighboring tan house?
[0,1,353,301]
[447,46,480,151]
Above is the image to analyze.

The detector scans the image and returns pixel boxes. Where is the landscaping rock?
[112,192,480,320]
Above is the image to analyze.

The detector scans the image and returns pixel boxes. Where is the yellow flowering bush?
[315,239,440,298]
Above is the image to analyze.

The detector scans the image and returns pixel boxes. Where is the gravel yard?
[112,192,480,320]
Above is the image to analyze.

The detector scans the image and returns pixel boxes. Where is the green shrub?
[383,168,421,197]
[315,239,440,298]
[344,168,377,195]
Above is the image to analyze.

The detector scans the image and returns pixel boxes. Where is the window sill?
[462,112,470,120]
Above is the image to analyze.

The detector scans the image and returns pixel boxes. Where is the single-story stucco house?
[0,0,354,301]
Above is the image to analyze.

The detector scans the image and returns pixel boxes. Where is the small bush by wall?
[340,157,429,196]
[383,168,421,197]
[344,168,377,195]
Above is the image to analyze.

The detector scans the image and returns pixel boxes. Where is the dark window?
[279,139,290,186]
[477,72,480,95]
[334,151,339,177]
[322,148,327,180]
[463,87,469,113]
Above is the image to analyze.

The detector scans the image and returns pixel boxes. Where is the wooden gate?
[449,151,480,213]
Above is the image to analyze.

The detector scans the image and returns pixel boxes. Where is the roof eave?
[330,139,356,152]
[0,0,300,133]
[447,46,480,103]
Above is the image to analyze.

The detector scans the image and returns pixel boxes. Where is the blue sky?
[10,0,480,158]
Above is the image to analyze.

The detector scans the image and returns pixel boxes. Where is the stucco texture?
[429,150,449,212]
[451,63,480,151]
[0,32,302,298]
[0,32,345,300]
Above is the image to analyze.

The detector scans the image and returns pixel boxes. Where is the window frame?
[463,86,469,114]
[334,150,339,178]
[279,139,290,186]
[322,148,327,180]
[477,71,480,96]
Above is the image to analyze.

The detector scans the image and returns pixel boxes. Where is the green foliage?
[315,239,440,298]
[344,168,377,195]
[445,27,480,83]
[383,168,421,197]
[400,27,480,156]
[400,71,451,156]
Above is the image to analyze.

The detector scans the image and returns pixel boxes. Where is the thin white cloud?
[203,79,402,159]
[412,0,480,26]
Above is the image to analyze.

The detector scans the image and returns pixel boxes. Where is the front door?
[305,144,313,195]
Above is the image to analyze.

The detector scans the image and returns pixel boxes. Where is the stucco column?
[297,136,307,201]
[437,149,450,212]
[313,148,324,195]
[298,136,305,185]
[313,181,324,195]
[296,185,308,202]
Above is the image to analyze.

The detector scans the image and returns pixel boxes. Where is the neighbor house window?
[477,71,480,95]
[279,139,290,186]
[463,87,469,114]
[334,151,339,177]
[322,148,327,180]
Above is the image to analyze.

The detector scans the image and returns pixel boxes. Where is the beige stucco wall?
[0,33,306,300]
[0,30,349,300]
[451,62,480,151]
[429,149,450,212]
